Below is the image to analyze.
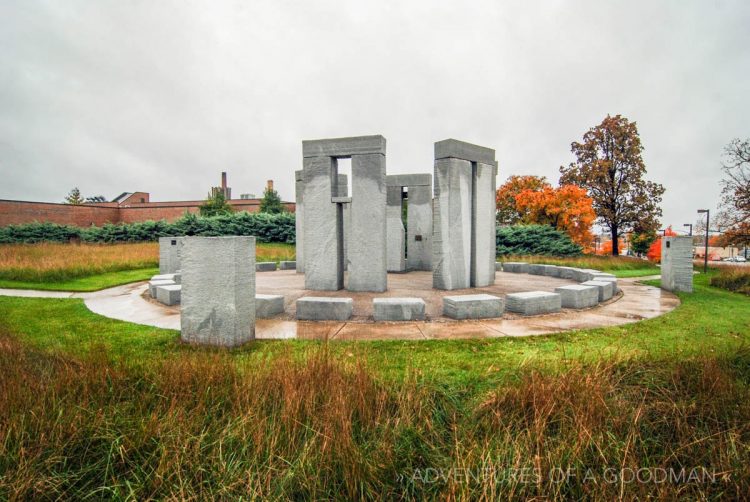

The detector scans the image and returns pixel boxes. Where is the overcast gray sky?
[1,0,748,231]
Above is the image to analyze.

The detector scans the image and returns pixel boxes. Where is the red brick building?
[0,174,294,227]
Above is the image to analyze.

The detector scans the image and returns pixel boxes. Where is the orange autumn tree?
[646,226,678,262]
[495,175,550,225]
[596,238,625,255]
[513,184,596,249]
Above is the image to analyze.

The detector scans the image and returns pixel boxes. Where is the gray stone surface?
[661,236,694,293]
[581,280,615,302]
[386,185,406,272]
[279,261,296,270]
[296,297,353,320]
[385,174,431,187]
[155,284,181,306]
[432,141,497,290]
[443,294,504,320]
[159,237,184,274]
[570,269,595,282]
[557,267,578,280]
[303,135,386,158]
[495,262,503,271]
[543,266,563,278]
[528,264,550,275]
[180,236,256,347]
[590,272,616,281]
[256,262,278,272]
[151,273,177,282]
[502,262,529,273]
[295,169,304,273]
[373,297,426,321]
[555,284,600,309]
[406,184,433,271]
[149,279,175,298]
[434,139,496,164]
[506,291,562,316]
[256,294,285,318]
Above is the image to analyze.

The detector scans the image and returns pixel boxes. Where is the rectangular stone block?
[155,284,181,306]
[528,264,550,275]
[495,262,503,271]
[348,153,387,292]
[502,262,529,273]
[149,279,175,298]
[181,236,256,347]
[557,267,578,280]
[543,266,563,278]
[434,139,496,164]
[279,261,296,270]
[472,162,497,288]
[506,291,561,316]
[406,184,433,271]
[661,236,693,293]
[386,185,406,272]
[256,294,285,318]
[295,169,304,274]
[590,272,616,281]
[385,174,432,187]
[443,294,504,320]
[159,236,184,274]
[151,273,177,282]
[580,280,614,302]
[296,297,353,321]
[256,262,278,272]
[303,135,386,158]
[570,268,596,282]
[555,284,600,309]
[373,297,426,321]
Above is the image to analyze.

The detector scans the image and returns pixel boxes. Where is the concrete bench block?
[256,262,278,272]
[570,269,596,282]
[590,272,616,281]
[580,280,614,302]
[543,266,563,278]
[557,267,578,280]
[555,284,600,309]
[527,264,549,275]
[149,279,175,297]
[506,291,561,316]
[151,273,177,282]
[279,261,296,270]
[296,297,353,321]
[155,284,181,306]
[495,262,503,271]
[502,262,529,273]
[256,294,285,318]
[373,297,426,321]
[443,294,504,320]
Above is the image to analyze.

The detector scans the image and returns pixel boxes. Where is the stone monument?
[180,236,256,347]
[432,139,497,290]
[159,236,184,274]
[386,174,433,272]
[661,235,694,293]
[302,135,387,292]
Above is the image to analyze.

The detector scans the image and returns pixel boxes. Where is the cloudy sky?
[1,0,748,231]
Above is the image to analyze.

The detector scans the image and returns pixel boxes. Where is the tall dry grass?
[710,265,750,295]
[0,242,296,282]
[0,242,159,282]
[0,331,747,500]
[501,254,658,272]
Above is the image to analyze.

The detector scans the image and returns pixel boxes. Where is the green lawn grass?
[0,267,159,292]
[1,274,747,392]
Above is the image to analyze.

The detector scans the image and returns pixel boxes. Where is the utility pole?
[697,209,710,273]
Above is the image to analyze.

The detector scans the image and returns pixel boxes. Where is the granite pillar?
[661,236,694,293]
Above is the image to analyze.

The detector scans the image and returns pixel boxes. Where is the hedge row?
[496,224,582,257]
[0,212,296,244]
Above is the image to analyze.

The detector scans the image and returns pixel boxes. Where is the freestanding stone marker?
[294,170,305,274]
[302,135,387,292]
[180,236,256,347]
[159,236,185,274]
[386,174,433,272]
[432,139,497,290]
[661,236,693,293]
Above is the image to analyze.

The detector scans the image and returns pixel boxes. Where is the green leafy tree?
[199,191,233,217]
[630,232,657,257]
[560,114,665,256]
[259,186,285,214]
[64,187,85,205]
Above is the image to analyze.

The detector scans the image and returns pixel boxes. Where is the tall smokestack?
[267,179,273,191]
[221,172,227,190]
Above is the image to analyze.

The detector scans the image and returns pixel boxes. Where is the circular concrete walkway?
[0,271,680,341]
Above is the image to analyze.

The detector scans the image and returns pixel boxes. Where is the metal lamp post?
[683,223,692,236]
[697,209,709,273]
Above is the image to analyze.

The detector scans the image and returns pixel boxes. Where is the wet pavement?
[0,271,680,340]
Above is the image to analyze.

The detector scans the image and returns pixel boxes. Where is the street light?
[697,209,710,273]
[683,223,692,236]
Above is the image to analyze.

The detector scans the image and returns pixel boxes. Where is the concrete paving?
[0,271,680,341]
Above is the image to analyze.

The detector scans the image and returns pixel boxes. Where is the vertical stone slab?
[159,236,184,274]
[348,153,387,291]
[471,162,497,287]
[406,184,433,271]
[180,236,255,347]
[337,174,350,271]
[661,236,693,293]
[303,156,343,290]
[433,157,472,290]
[387,185,406,272]
[294,170,304,273]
